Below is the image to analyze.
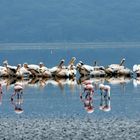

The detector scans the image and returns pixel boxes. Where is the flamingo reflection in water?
[0,83,3,105]
[80,80,94,113]
[11,82,24,114]
[99,84,111,112]
[78,75,105,91]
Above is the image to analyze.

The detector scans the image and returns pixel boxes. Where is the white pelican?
[50,59,69,78]
[91,61,106,77]
[16,64,32,78]
[76,61,93,76]
[133,64,140,77]
[105,58,133,77]
[76,61,106,77]
[0,66,8,77]
[23,63,40,77]
[67,57,77,77]
[38,62,52,78]
[3,60,20,77]
[23,62,51,78]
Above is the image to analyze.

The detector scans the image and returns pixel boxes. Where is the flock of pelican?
[0,57,140,88]
[0,57,77,79]
[77,58,133,77]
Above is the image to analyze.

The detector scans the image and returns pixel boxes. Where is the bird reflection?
[99,84,111,112]
[78,76,105,93]
[133,77,140,87]
[0,75,133,94]
[78,75,105,85]
[0,76,78,92]
[0,83,3,105]
[106,76,132,93]
[11,83,24,114]
[80,80,94,113]
[45,77,77,92]
[105,76,132,85]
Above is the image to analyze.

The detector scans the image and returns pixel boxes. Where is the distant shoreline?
[1,42,140,50]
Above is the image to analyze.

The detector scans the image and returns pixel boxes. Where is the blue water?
[0,43,140,119]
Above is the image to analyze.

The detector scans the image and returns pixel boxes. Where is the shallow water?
[0,43,140,119]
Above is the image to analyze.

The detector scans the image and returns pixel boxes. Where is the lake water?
[0,43,140,119]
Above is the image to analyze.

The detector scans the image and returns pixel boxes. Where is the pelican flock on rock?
[76,61,105,77]
[105,58,133,77]
[0,57,138,83]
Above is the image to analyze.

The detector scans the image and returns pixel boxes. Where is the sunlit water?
[0,43,140,119]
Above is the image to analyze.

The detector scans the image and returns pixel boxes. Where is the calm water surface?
[0,44,140,119]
